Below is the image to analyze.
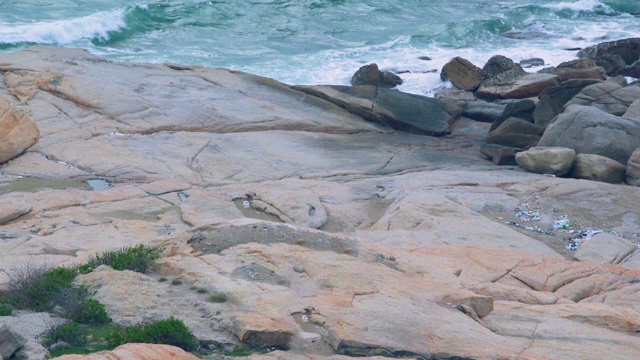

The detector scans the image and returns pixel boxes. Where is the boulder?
[578,37,640,65]
[541,58,606,82]
[537,105,640,164]
[520,58,545,69]
[229,312,294,347]
[569,154,627,184]
[0,324,27,359]
[52,343,200,360]
[476,70,560,101]
[515,147,576,176]
[0,197,31,225]
[380,71,403,88]
[626,148,640,186]
[0,100,40,164]
[461,101,506,123]
[479,143,522,165]
[564,82,640,116]
[482,55,525,78]
[434,88,476,103]
[574,232,637,265]
[487,117,544,149]
[532,79,603,128]
[350,63,381,87]
[622,99,640,120]
[440,57,486,91]
[293,85,460,136]
[490,99,536,132]
[613,59,640,78]
[595,54,627,75]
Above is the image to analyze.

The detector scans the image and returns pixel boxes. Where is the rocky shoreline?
[0,40,639,359]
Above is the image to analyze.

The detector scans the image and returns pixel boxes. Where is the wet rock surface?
[0,47,639,360]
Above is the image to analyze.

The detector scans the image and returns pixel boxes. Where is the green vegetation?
[106,317,198,351]
[0,303,12,316]
[223,345,252,356]
[158,277,167,282]
[43,322,86,348]
[77,244,162,274]
[208,293,227,303]
[45,324,119,357]
[196,288,208,294]
[171,279,182,285]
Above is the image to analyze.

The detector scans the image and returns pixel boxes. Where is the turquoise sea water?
[1,0,640,95]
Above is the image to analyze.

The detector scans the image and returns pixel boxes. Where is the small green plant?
[171,279,182,286]
[76,299,110,324]
[43,322,86,348]
[196,288,208,294]
[0,303,12,316]
[106,317,197,351]
[78,245,162,274]
[46,324,119,357]
[158,277,167,282]
[208,293,227,303]
[225,345,252,356]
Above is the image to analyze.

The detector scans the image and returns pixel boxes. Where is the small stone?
[80,200,90,206]
[292,265,305,273]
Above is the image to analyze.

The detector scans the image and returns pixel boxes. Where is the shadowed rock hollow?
[0,47,639,360]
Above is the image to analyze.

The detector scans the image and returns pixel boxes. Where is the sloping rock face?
[476,70,560,100]
[440,57,486,91]
[563,82,640,116]
[1,47,640,360]
[0,100,40,164]
[537,105,640,164]
[52,343,199,360]
[532,79,603,128]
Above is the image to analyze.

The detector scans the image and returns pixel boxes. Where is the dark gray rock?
[490,99,536,132]
[462,101,506,123]
[578,37,640,65]
[476,70,560,101]
[487,117,544,149]
[532,79,603,128]
[380,71,403,88]
[569,153,627,184]
[520,58,545,69]
[538,105,640,164]
[291,85,461,136]
[595,54,627,75]
[612,59,640,78]
[482,55,525,78]
[0,324,27,359]
[440,57,486,91]
[564,82,640,116]
[434,88,477,103]
[480,143,523,165]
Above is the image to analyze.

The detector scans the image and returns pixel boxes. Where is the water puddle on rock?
[0,177,112,194]
[233,199,283,223]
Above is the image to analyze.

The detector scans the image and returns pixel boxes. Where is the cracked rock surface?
[0,47,639,360]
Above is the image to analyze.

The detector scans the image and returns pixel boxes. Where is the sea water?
[1,0,639,95]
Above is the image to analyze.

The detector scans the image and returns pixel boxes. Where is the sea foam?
[0,9,127,45]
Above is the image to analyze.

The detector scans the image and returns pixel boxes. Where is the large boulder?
[613,60,640,78]
[461,101,506,123]
[573,232,637,265]
[351,63,403,88]
[515,147,576,176]
[487,117,544,149]
[564,82,640,116]
[626,148,640,186]
[623,99,640,120]
[0,100,40,164]
[293,85,460,136]
[532,79,603,128]
[482,55,524,78]
[476,70,560,101]
[595,54,627,75]
[440,57,486,91]
[569,153,627,184]
[578,37,640,65]
[490,99,536,132]
[541,58,606,82]
[537,105,640,164]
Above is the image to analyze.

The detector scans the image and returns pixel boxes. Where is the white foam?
[0,9,127,44]
[543,0,612,13]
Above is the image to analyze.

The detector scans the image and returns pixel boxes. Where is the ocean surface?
[1,0,639,95]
